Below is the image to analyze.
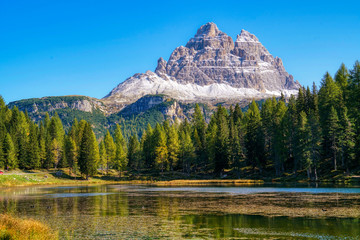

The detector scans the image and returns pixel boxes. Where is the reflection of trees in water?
[1,186,360,239]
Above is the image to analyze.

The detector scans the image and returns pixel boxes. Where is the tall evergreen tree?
[127,134,141,170]
[166,125,180,171]
[78,122,99,179]
[104,130,116,174]
[114,124,128,177]
[214,105,230,174]
[179,130,195,174]
[245,101,264,171]
[153,124,168,174]
[64,135,78,175]
[26,123,40,169]
[338,108,355,173]
[327,106,340,170]
[3,133,17,170]
[99,140,107,175]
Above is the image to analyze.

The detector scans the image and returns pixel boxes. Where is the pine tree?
[179,130,195,174]
[307,111,322,180]
[38,123,47,168]
[64,136,78,175]
[0,140,4,169]
[229,114,244,178]
[261,98,276,164]
[272,100,287,176]
[191,104,207,170]
[213,105,230,174]
[142,124,155,168]
[127,134,141,170]
[166,125,179,171]
[348,61,360,163]
[205,117,217,171]
[296,87,306,114]
[319,72,343,161]
[99,140,107,175]
[338,108,355,173]
[327,106,340,170]
[26,123,40,169]
[50,138,61,169]
[47,113,65,168]
[3,133,17,170]
[294,111,312,178]
[335,63,349,104]
[153,124,168,174]
[78,122,99,179]
[114,124,128,177]
[104,130,116,174]
[245,101,264,171]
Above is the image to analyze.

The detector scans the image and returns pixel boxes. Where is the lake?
[0,184,359,239]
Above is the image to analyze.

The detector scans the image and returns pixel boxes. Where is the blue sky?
[1,0,359,103]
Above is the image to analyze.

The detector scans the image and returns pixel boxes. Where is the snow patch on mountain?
[106,71,297,104]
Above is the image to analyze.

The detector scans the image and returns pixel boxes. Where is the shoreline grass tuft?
[0,214,58,240]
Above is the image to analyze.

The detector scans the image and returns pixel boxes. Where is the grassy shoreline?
[0,169,359,188]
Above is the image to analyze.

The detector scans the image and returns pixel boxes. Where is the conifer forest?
[1,61,359,180]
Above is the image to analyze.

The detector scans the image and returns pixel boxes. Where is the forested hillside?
[1,61,359,180]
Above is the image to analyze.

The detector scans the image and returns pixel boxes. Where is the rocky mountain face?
[8,96,106,116]
[105,22,300,111]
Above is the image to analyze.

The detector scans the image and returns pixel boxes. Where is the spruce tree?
[64,135,78,175]
[327,106,340,170]
[127,134,141,170]
[348,61,360,162]
[99,140,107,175]
[272,100,287,176]
[78,122,99,179]
[307,111,322,180]
[166,125,179,171]
[213,105,230,174]
[154,124,168,174]
[245,101,264,171]
[26,123,40,169]
[179,130,195,174]
[335,63,349,104]
[3,133,17,170]
[104,130,116,174]
[114,124,128,177]
[338,108,355,173]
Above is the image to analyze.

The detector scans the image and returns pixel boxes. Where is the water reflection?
[0,184,359,239]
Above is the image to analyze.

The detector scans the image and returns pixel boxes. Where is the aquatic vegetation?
[0,214,57,240]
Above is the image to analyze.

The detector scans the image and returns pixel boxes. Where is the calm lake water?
[0,184,359,239]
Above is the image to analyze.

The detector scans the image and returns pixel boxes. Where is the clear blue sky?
[1,0,359,103]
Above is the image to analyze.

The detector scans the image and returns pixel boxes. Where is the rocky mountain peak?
[194,22,220,37]
[236,29,259,43]
[105,23,301,109]
[185,22,234,51]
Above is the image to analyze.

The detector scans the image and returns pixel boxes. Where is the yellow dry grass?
[0,214,58,240]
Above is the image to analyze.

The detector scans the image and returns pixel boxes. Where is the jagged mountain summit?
[104,22,300,109]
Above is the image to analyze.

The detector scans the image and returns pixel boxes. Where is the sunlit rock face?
[104,22,300,108]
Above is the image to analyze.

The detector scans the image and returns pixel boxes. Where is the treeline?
[0,102,106,178]
[0,61,359,180]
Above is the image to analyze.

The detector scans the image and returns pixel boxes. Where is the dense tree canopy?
[1,61,359,180]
